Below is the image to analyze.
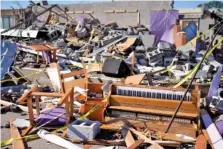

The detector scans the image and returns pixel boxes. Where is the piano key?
[167,94,171,100]
[161,93,166,99]
[173,94,176,100]
[148,92,151,98]
[129,90,132,96]
[133,90,136,96]
[140,91,143,97]
[152,92,155,98]
[157,93,161,99]
[180,95,183,100]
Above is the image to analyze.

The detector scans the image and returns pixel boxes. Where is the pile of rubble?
[1,3,223,149]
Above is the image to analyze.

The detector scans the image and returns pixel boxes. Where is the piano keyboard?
[111,110,191,124]
[116,86,191,101]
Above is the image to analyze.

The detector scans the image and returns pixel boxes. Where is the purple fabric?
[76,15,84,26]
[36,107,66,126]
[208,65,223,97]
[216,120,223,136]
[215,115,223,136]
[150,10,179,44]
[161,25,174,44]
[42,51,53,63]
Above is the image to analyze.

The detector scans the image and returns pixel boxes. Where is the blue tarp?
[1,41,17,79]
[182,21,198,42]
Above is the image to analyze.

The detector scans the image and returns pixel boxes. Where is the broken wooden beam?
[195,134,207,149]
[17,85,38,104]
[0,99,37,114]
[121,127,135,147]
[10,118,25,149]
[127,139,144,149]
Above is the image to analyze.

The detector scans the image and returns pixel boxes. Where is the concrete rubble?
[1,1,223,149]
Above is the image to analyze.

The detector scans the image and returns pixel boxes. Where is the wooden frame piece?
[21,125,33,136]
[121,127,135,147]
[104,10,114,13]
[125,74,145,85]
[66,11,74,14]
[126,9,138,13]
[84,11,94,14]
[17,85,38,103]
[10,118,25,149]
[127,139,144,149]
[115,10,126,13]
[195,134,207,149]
[75,11,84,14]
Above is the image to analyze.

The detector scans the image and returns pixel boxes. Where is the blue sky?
[1,0,212,9]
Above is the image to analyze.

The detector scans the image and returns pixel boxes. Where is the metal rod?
[165,23,223,133]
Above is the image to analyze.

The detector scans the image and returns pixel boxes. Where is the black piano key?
[152,92,155,98]
[148,92,151,98]
[140,91,143,97]
[129,90,132,96]
[167,94,171,100]
[188,96,190,101]
[177,94,181,100]
[146,92,149,98]
[187,95,190,101]
[133,90,136,96]
[180,95,183,100]
[161,93,165,99]
[128,90,131,96]
[166,94,169,99]
[143,91,146,98]
[141,91,143,97]
[170,94,173,100]
[157,93,161,99]
[173,94,176,100]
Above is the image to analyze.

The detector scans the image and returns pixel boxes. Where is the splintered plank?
[125,74,145,85]
[9,118,25,149]
[121,127,135,147]
[17,85,38,103]
[195,134,207,149]
[21,125,33,136]
[202,129,214,149]
[127,139,144,149]
[84,145,92,149]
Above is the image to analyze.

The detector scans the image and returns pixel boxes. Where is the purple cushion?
[36,107,66,126]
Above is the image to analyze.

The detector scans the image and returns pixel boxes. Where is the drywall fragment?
[38,129,82,149]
